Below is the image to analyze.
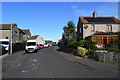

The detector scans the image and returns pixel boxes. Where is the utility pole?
[10,23,12,54]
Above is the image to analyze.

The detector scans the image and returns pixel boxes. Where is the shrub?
[77,47,88,58]
[83,40,96,49]
[67,41,76,48]
[106,48,120,53]
[52,44,58,46]
[67,41,85,48]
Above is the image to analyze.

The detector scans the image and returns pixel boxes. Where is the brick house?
[77,11,120,47]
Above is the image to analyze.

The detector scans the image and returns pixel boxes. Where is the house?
[45,40,53,45]
[0,24,20,43]
[22,29,31,41]
[19,28,25,43]
[30,35,45,44]
[77,11,120,47]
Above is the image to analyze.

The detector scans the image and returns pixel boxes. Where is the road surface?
[2,46,118,78]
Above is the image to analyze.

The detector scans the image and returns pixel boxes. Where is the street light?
[10,23,12,54]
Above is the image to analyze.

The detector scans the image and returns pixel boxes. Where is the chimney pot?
[93,11,97,18]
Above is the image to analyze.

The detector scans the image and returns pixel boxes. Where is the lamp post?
[10,23,12,54]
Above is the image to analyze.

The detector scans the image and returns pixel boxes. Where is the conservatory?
[85,32,118,46]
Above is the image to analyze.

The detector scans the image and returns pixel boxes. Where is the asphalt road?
[2,46,118,78]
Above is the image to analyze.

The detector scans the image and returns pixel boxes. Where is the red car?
[37,44,44,49]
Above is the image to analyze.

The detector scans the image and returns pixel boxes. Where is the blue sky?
[2,2,118,42]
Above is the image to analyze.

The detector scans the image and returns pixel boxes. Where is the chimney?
[93,11,97,18]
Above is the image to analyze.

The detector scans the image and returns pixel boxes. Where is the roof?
[19,28,25,34]
[30,35,39,40]
[22,29,31,34]
[0,24,17,30]
[86,31,117,37]
[45,40,53,43]
[79,16,120,24]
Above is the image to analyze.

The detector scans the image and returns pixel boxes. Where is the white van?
[25,40,38,53]
[0,39,10,51]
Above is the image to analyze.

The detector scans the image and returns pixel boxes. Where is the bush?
[52,44,58,46]
[66,40,87,48]
[77,47,88,58]
[67,41,76,48]
[83,40,96,49]
[106,48,120,53]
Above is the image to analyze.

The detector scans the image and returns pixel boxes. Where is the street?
[2,46,118,78]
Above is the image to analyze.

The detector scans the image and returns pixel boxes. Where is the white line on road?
[22,71,26,73]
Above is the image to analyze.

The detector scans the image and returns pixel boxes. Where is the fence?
[12,43,26,53]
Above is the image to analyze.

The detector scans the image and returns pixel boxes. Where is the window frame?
[91,25,95,32]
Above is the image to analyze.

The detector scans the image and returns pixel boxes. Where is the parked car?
[37,44,44,50]
[0,45,6,55]
[0,39,10,51]
[44,44,49,48]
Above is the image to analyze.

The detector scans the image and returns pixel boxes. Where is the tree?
[62,21,77,42]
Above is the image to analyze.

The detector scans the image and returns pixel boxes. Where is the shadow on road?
[56,47,73,54]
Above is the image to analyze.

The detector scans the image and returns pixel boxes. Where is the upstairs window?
[80,28,81,33]
[91,25,95,32]
[109,25,112,32]
[106,25,112,32]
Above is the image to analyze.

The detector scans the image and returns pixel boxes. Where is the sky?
[2,2,118,42]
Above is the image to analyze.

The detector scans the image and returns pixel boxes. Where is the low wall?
[96,52,119,63]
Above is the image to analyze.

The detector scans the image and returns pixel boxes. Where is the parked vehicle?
[37,44,44,50]
[0,45,6,55]
[44,43,49,48]
[38,44,44,49]
[0,39,10,51]
[25,40,38,53]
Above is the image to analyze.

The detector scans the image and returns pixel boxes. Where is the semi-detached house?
[0,24,31,43]
[0,24,20,43]
[77,11,120,47]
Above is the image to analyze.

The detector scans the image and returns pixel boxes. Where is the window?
[80,28,81,33]
[109,25,112,32]
[91,25,95,32]
[106,25,109,31]
[106,25,112,32]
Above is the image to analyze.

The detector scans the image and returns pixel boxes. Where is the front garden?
[58,21,119,63]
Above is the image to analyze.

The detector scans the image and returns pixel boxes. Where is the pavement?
[1,46,119,78]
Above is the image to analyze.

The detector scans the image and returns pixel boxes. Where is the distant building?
[30,35,45,44]
[45,40,53,45]
[22,29,31,41]
[77,11,120,47]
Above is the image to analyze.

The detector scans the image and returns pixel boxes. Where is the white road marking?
[32,66,37,71]
[29,59,37,62]
[34,60,36,62]
[22,71,26,73]
[18,64,21,66]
